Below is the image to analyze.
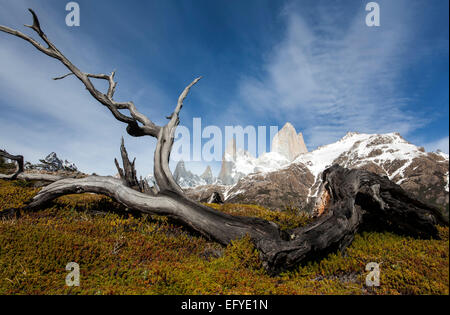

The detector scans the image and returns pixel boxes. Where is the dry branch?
[15,165,447,273]
[1,10,447,273]
[0,149,23,179]
[114,138,154,195]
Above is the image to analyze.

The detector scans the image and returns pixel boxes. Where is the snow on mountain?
[218,123,306,185]
[173,160,208,188]
[145,163,217,189]
[218,147,291,185]
[294,132,426,181]
[232,150,290,178]
[200,166,215,185]
[210,131,449,212]
[219,130,435,190]
[25,152,78,172]
[147,126,448,214]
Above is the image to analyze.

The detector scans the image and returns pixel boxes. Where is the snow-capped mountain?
[200,166,215,185]
[146,122,308,188]
[296,132,428,179]
[271,122,308,160]
[25,152,78,172]
[217,123,304,185]
[172,161,219,188]
[143,122,448,214]
[185,131,449,214]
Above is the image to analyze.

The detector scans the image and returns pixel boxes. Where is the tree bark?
[0,149,70,182]
[1,10,448,274]
[18,164,447,274]
[114,137,153,194]
[255,165,448,273]
[0,149,24,179]
[0,173,64,182]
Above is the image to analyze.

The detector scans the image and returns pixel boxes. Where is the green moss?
[206,203,312,230]
[0,179,448,295]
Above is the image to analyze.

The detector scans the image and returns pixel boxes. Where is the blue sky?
[0,0,448,177]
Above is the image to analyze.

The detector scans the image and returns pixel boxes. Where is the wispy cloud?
[424,136,449,154]
[0,0,447,178]
[0,1,166,176]
[238,0,430,148]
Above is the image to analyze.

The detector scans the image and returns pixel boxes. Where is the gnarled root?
[15,165,447,274]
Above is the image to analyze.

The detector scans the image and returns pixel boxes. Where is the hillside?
[0,179,448,295]
[185,132,449,215]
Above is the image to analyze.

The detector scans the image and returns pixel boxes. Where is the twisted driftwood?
[0,149,24,179]
[1,10,447,273]
[114,137,154,195]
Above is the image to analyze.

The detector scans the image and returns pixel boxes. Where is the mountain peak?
[173,161,217,188]
[271,122,308,161]
[26,152,78,172]
[281,122,295,130]
[224,138,237,162]
[200,165,214,184]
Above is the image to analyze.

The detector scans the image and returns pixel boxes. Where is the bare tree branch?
[0,149,24,179]
[17,165,447,273]
[114,137,140,190]
[0,9,161,138]
[3,10,446,274]
[0,9,201,192]
[153,77,202,194]
[0,149,66,182]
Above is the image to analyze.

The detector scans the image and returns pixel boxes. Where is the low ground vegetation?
[0,179,448,295]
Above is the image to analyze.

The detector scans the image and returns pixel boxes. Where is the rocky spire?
[173,160,188,183]
[200,165,214,185]
[218,138,237,185]
[298,132,308,155]
[224,138,236,161]
[271,123,308,161]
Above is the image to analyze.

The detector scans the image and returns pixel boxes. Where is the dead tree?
[114,137,154,195]
[0,148,73,182]
[1,10,447,273]
[0,149,24,179]
[0,149,62,181]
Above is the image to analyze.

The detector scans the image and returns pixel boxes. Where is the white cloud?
[424,136,449,154]
[0,1,167,176]
[238,1,428,149]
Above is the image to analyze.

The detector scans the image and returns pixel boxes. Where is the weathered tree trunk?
[1,10,447,274]
[114,137,154,195]
[0,172,65,182]
[0,149,24,179]
[255,165,448,273]
[0,148,69,182]
[18,164,447,273]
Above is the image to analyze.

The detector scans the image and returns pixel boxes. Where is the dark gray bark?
[0,172,65,182]
[0,148,68,182]
[114,137,151,194]
[1,10,447,274]
[0,149,24,179]
[16,164,447,273]
[256,165,448,273]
